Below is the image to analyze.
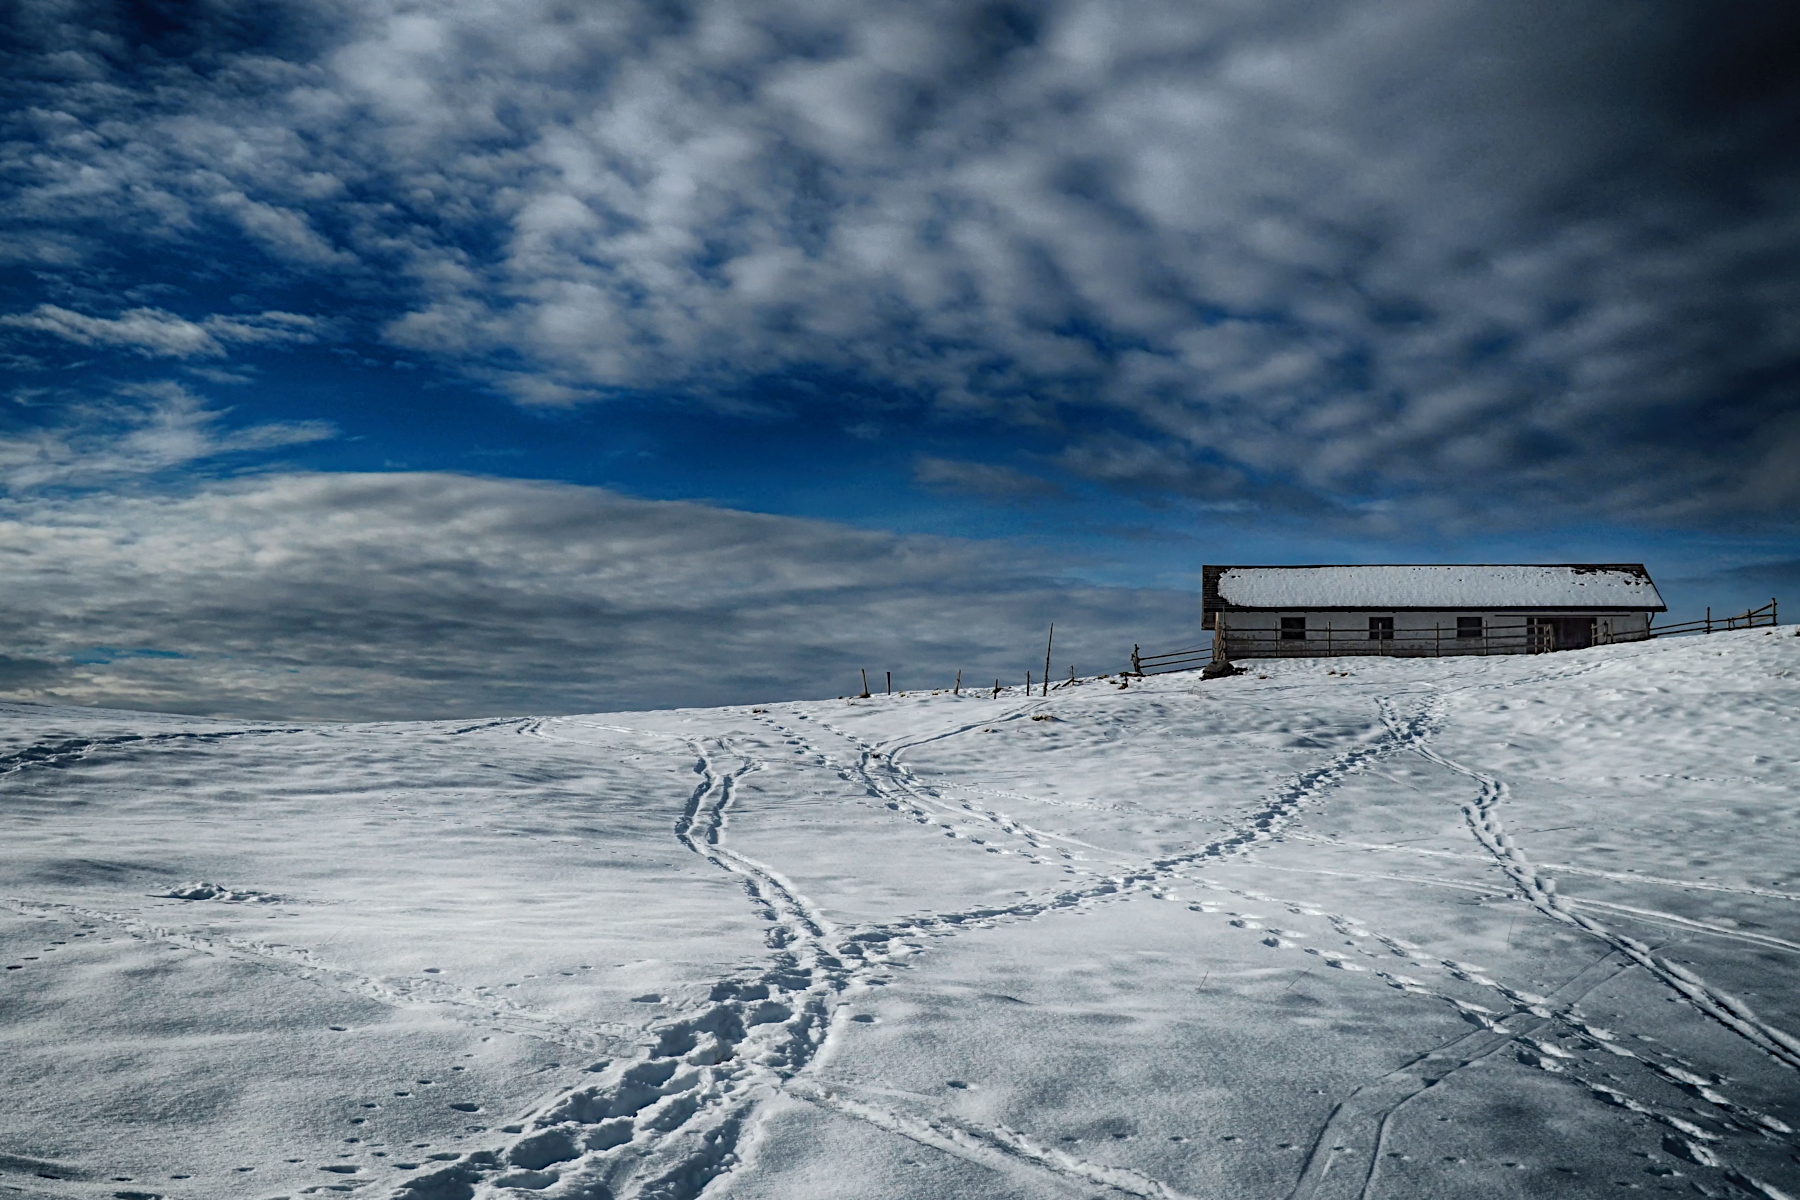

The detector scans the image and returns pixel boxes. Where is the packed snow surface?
[3,630,1798,1200]
[1213,564,1666,610]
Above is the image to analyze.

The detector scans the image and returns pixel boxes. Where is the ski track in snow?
[785,1078,1200,1200]
[1283,832,1800,906]
[1376,693,1800,1074]
[1273,905,1798,1200]
[1170,858,1799,1200]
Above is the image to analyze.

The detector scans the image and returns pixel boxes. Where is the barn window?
[1368,616,1394,640]
[1280,616,1307,641]
[1457,616,1483,638]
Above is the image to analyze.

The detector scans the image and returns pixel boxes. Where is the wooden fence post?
[860,669,870,698]
[886,671,892,695]
[954,669,961,696]
[1043,624,1054,698]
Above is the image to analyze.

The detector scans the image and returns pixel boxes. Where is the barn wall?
[1214,610,1653,658]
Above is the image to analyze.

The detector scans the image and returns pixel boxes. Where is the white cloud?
[213,190,355,266]
[1,305,321,358]
[4,0,1798,527]
[0,386,335,492]
[0,471,1195,719]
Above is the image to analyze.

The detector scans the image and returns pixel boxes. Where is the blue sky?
[2,0,1797,717]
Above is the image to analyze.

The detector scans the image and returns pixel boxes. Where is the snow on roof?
[1207,564,1665,610]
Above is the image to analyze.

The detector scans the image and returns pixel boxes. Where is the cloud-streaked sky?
[2,0,1797,717]
[0,469,1203,718]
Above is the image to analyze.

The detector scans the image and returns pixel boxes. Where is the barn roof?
[1202,564,1666,612]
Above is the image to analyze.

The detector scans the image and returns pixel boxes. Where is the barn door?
[1553,617,1594,649]
[1528,617,1594,652]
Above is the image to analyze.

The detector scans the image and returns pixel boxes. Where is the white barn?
[1201,564,1667,659]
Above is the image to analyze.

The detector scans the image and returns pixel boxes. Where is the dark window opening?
[1457,616,1483,639]
[1368,616,1394,641]
[1280,616,1307,641]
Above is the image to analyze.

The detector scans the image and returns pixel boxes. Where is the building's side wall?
[1214,610,1652,658]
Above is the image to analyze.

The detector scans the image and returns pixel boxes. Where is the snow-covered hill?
[3,629,1798,1200]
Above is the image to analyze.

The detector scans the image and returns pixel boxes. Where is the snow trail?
[393,726,1196,1200]
[746,692,1430,946]
[388,734,837,1200]
[1285,831,1800,904]
[787,708,1106,866]
[1183,867,1798,1197]
[1376,695,1800,1072]
[787,1080,1201,1200]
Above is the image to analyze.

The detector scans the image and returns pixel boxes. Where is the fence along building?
[1201,564,1667,659]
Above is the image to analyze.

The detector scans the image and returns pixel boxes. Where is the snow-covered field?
[3,629,1798,1200]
